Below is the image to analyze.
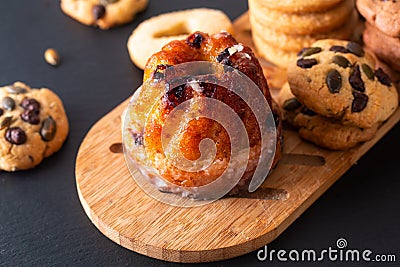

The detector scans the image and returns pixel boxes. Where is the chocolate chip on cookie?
[375,68,392,86]
[297,58,318,69]
[21,98,41,111]
[5,127,27,145]
[329,45,349,53]
[349,65,365,92]
[20,109,40,125]
[93,5,106,20]
[351,91,369,113]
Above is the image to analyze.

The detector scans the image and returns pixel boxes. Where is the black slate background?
[0,1,399,266]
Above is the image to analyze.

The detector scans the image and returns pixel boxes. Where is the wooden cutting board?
[75,13,400,263]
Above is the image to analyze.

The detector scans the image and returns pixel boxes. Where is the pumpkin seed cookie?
[356,0,400,37]
[256,0,344,13]
[287,39,399,129]
[60,0,148,29]
[248,0,354,35]
[0,82,69,171]
[277,83,379,150]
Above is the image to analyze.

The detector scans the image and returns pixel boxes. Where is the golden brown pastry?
[127,31,282,196]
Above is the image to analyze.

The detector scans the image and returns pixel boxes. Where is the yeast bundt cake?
[127,31,283,196]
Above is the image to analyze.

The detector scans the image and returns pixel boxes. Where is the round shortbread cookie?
[252,34,297,68]
[250,11,358,53]
[249,0,354,35]
[255,0,344,13]
[127,8,233,70]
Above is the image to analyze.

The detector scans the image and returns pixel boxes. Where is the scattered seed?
[326,69,342,94]
[44,48,61,67]
[349,65,365,92]
[329,46,348,53]
[6,85,27,94]
[40,116,57,141]
[2,97,15,111]
[109,143,123,153]
[332,55,351,68]
[361,64,374,80]
[5,127,27,145]
[283,98,301,111]
[352,92,369,112]
[297,58,318,69]
[0,116,13,130]
[347,42,364,57]
[93,4,106,20]
[375,68,392,86]
[20,109,40,125]
[298,47,322,58]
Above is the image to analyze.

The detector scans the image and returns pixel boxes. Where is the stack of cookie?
[357,0,400,79]
[278,39,398,150]
[248,0,357,68]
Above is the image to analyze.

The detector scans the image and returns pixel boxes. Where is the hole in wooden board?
[227,188,288,201]
[109,143,123,153]
[281,153,326,166]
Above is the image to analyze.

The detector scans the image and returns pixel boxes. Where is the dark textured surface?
[0,1,399,266]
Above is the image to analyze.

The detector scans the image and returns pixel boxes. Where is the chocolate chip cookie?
[0,82,69,171]
[277,83,379,150]
[61,0,148,29]
[287,39,399,129]
[356,0,400,37]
